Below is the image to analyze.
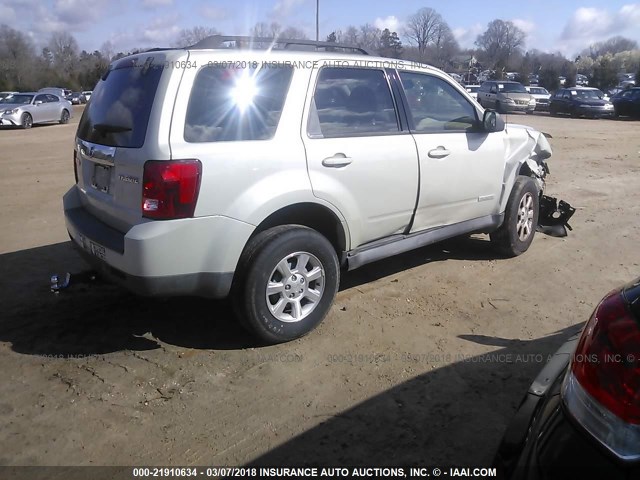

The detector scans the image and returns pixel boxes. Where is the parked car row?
[474,79,638,119]
[34,87,92,104]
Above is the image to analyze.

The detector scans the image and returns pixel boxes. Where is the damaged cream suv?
[64,36,566,343]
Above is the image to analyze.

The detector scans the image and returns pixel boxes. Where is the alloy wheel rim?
[265,251,325,323]
[516,192,535,241]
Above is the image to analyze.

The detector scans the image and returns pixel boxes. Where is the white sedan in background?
[0,92,73,129]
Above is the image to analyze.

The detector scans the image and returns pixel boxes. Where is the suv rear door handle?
[322,153,353,167]
[428,147,451,159]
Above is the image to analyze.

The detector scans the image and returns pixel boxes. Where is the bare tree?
[430,22,459,68]
[251,22,281,38]
[582,36,639,59]
[49,31,79,75]
[475,19,525,70]
[0,25,36,89]
[173,26,220,47]
[404,7,445,57]
[100,40,115,62]
[358,24,381,51]
[335,26,359,46]
[280,26,308,40]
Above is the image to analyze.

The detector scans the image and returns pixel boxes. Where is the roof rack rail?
[188,35,372,56]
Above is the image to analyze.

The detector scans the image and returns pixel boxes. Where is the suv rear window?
[184,65,293,142]
[77,57,164,148]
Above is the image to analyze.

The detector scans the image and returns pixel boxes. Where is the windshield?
[77,56,164,148]
[574,90,602,100]
[529,87,549,95]
[500,83,527,93]
[0,94,33,104]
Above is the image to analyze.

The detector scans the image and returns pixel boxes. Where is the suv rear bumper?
[63,186,254,298]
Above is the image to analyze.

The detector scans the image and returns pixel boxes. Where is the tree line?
[1,8,639,93]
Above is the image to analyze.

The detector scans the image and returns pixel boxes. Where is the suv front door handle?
[322,153,353,167]
[428,147,451,159]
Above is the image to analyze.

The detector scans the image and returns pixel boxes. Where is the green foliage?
[378,28,403,58]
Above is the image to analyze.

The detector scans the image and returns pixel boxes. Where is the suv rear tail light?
[142,160,202,220]
[562,290,640,460]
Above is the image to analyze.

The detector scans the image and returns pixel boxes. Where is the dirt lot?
[0,107,639,473]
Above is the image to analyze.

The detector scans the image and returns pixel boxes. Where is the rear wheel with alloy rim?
[232,225,339,344]
[59,109,69,124]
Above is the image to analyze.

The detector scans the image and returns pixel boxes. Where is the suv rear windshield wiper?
[92,123,132,134]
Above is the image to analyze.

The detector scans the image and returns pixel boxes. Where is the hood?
[0,102,25,109]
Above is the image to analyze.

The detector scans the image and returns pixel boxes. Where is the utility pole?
[316,0,319,41]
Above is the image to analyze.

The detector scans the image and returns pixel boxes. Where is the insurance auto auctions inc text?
[257,467,498,477]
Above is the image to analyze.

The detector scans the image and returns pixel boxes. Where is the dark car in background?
[611,87,640,118]
[549,87,614,118]
[494,279,640,479]
[69,92,86,105]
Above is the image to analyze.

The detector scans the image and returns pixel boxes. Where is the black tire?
[21,113,32,129]
[490,176,539,257]
[495,101,502,113]
[232,225,339,344]
[59,109,70,124]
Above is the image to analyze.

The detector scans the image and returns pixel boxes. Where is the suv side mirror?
[482,110,504,132]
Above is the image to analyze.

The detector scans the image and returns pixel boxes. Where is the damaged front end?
[504,125,575,237]
[538,195,576,237]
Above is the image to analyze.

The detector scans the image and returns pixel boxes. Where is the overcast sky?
[3,0,640,57]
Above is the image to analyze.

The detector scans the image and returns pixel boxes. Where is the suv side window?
[309,67,399,138]
[185,65,293,143]
[400,71,477,133]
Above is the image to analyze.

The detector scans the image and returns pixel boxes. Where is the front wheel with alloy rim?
[490,176,539,257]
[21,113,33,129]
[232,225,340,344]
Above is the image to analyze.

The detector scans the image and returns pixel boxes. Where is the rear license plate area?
[79,235,106,260]
[91,164,111,193]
